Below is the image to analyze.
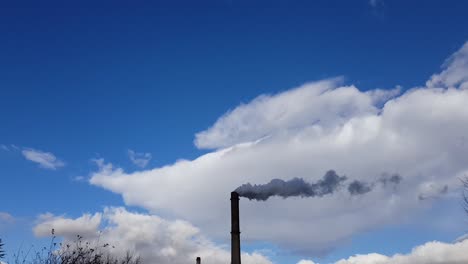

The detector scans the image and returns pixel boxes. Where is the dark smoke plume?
[348,174,402,195]
[235,170,347,201]
[379,173,402,186]
[235,171,402,201]
[348,180,372,195]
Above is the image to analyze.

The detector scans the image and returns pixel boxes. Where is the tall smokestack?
[196,257,201,264]
[231,192,241,264]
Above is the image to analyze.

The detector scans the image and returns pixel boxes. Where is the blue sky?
[1,1,468,264]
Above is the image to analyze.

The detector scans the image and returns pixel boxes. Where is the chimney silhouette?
[231,192,241,264]
[196,257,201,264]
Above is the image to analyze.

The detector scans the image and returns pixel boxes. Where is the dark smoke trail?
[348,174,402,195]
[235,171,403,201]
[348,180,372,195]
[379,173,402,186]
[235,170,347,201]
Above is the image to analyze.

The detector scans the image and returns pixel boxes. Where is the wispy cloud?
[127,149,152,168]
[0,144,9,151]
[369,0,384,8]
[0,212,15,231]
[0,212,14,223]
[73,176,86,182]
[22,148,65,170]
[369,0,385,18]
[427,41,468,89]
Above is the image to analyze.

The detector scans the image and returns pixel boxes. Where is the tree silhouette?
[463,178,468,214]
[0,238,5,259]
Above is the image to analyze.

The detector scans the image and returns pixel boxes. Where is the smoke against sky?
[235,170,346,201]
[234,170,402,201]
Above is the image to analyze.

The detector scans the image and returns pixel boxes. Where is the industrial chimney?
[231,192,241,264]
[196,257,201,264]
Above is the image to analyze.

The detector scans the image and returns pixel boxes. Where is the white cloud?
[332,239,468,264]
[297,260,317,264]
[34,212,101,238]
[427,42,468,89]
[0,144,9,151]
[34,207,272,264]
[22,148,65,170]
[89,41,468,255]
[194,77,377,149]
[365,86,401,105]
[417,182,448,200]
[128,149,152,168]
[455,233,468,243]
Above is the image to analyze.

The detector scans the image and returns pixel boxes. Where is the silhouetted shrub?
[464,178,468,214]
[0,238,5,260]
[4,231,140,264]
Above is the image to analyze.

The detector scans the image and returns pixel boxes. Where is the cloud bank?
[88,41,468,256]
[34,207,272,264]
[325,239,468,264]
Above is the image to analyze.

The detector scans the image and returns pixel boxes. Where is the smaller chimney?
[196,257,201,264]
